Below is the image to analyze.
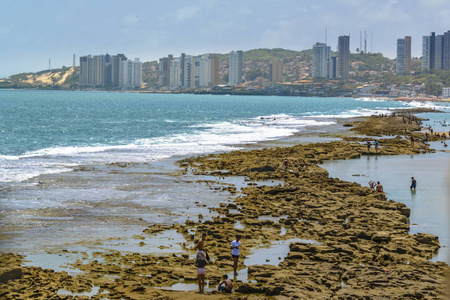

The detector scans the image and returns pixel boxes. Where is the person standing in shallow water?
[231,235,241,276]
[196,233,209,294]
[410,177,417,190]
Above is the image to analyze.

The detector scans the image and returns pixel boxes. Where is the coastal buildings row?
[79,54,142,88]
[159,51,247,89]
[312,35,350,79]
[422,31,450,71]
[395,30,450,75]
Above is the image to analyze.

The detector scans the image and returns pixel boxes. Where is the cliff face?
[0,67,78,88]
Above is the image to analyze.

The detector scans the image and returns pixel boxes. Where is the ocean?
[0,90,449,264]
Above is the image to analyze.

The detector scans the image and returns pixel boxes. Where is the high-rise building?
[79,55,90,85]
[210,54,219,86]
[422,32,435,71]
[229,50,243,85]
[444,30,450,70]
[405,36,411,72]
[93,55,105,86]
[169,58,182,88]
[269,59,283,82]
[337,35,350,79]
[434,35,444,70]
[159,55,173,86]
[330,56,337,79]
[194,54,219,87]
[182,55,194,88]
[396,37,411,75]
[312,42,331,78]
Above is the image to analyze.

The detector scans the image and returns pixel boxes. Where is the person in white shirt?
[230,234,241,276]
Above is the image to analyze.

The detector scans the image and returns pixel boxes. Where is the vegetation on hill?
[350,53,394,72]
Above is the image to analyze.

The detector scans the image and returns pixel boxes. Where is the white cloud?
[175,6,200,23]
[420,0,449,8]
[124,14,139,26]
[260,28,292,48]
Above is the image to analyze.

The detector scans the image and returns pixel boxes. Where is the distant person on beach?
[196,233,209,294]
[195,250,208,294]
[367,141,371,152]
[197,233,207,251]
[283,158,289,171]
[375,141,379,153]
[376,181,384,193]
[231,234,242,276]
[410,135,414,147]
[410,177,417,190]
[218,274,233,293]
[369,180,376,189]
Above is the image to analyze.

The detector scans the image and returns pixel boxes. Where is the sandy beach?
[1,111,450,299]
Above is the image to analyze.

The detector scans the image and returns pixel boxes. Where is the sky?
[1,0,449,78]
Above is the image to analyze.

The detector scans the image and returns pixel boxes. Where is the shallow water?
[321,152,450,264]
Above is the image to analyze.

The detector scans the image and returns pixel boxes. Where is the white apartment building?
[229,50,243,85]
[312,42,331,78]
[443,87,450,98]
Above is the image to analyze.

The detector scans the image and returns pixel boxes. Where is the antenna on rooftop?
[49,58,51,71]
[371,31,373,53]
[360,31,362,53]
[325,24,327,44]
[364,30,367,54]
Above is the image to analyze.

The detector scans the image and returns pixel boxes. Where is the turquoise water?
[0,90,449,266]
[0,90,416,183]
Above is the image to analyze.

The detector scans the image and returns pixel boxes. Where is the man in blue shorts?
[410,177,417,190]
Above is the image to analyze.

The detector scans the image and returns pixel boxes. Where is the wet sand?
[1,112,450,299]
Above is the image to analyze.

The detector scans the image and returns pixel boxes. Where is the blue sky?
[1,0,449,78]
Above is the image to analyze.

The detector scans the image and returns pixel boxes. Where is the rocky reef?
[1,114,449,299]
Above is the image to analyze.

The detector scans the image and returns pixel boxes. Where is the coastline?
[1,111,449,299]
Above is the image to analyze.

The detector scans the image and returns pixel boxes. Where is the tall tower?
[269,59,283,82]
[73,54,76,67]
[312,42,331,78]
[229,50,243,85]
[422,32,435,71]
[405,36,411,72]
[337,35,350,79]
[396,38,408,75]
[364,30,367,54]
[443,30,450,70]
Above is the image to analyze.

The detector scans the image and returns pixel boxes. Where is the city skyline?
[1,0,450,78]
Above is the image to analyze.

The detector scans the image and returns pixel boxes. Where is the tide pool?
[321,152,450,264]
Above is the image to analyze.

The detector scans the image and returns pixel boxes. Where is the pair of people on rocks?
[195,233,241,294]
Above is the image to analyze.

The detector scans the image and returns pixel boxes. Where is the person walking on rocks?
[410,177,417,190]
[367,141,371,152]
[283,158,289,171]
[231,234,241,276]
[375,141,379,153]
[376,181,384,193]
